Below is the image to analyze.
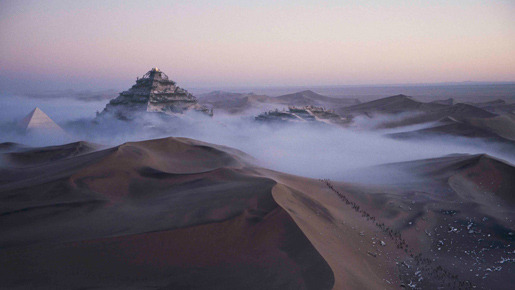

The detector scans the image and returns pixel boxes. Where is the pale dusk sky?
[0,0,514,91]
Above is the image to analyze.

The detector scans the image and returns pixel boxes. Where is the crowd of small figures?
[319,179,474,289]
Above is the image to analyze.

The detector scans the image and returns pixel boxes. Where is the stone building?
[99,68,212,120]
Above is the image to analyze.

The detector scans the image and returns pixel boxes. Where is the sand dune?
[1,138,513,289]
[0,142,28,153]
[265,152,515,289]
[338,94,436,116]
[376,154,515,204]
[327,154,515,289]
[338,94,499,129]
[387,117,515,159]
[388,119,514,142]
[2,141,101,166]
[466,115,515,141]
[465,99,515,114]
[0,137,334,289]
[358,95,515,146]
[273,90,359,107]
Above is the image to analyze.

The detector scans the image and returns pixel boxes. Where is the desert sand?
[1,137,513,289]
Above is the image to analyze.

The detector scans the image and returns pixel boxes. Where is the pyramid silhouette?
[18,107,64,132]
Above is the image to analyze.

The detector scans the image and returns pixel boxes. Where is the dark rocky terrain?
[255,106,350,126]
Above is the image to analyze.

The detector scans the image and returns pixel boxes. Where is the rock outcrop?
[99,68,212,120]
[255,106,350,126]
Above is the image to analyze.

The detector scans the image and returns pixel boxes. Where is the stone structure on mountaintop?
[99,68,212,120]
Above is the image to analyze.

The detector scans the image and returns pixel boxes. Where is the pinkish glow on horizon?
[0,0,514,91]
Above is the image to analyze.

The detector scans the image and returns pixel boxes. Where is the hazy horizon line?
[190,80,515,90]
[2,80,515,96]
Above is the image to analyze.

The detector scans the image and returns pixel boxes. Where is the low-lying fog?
[1,94,514,182]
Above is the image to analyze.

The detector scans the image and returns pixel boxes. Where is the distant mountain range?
[334,94,515,148]
[197,90,360,114]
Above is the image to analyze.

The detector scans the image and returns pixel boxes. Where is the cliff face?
[99,68,212,120]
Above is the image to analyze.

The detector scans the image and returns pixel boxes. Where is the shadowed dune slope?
[465,99,515,114]
[378,154,515,204]
[388,119,515,145]
[0,137,334,290]
[0,142,29,153]
[1,141,102,166]
[466,115,515,141]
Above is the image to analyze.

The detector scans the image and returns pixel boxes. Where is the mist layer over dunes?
[2,91,515,182]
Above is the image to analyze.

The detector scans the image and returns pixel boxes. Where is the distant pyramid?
[98,67,212,120]
[18,107,64,133]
